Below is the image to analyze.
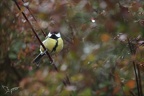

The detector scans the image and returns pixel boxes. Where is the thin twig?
[62,74,71,86]
[127,38,141,96]
[51,61,58,72]
[129,90,136,96]
[13,0,71,86]
[21,0,46,37]
[132,61,140,96]
[137,64,143,96]
[65,74,71,85]
[12,0,53,65]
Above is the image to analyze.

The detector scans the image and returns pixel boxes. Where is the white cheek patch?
[47,32,61,38]
[48,33,52,37]
[55,33,61,37]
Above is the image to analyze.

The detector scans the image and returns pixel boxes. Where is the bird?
[33,32,63,65]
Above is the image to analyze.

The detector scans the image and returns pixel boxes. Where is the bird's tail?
[33,53,45,65]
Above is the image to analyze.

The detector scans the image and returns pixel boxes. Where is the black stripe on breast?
[51,39,58,53]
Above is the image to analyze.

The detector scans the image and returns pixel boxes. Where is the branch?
[12,0,71,86]
[12,0,53,63]
[127,38,142,96]
[137,64,143,96]
[129,90,136,96]
[21,0,46,37]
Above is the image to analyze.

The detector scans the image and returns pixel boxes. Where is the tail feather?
[33,53,45,65]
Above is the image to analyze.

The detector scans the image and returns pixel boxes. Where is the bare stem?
[127,38,142,96]
[12,0,53,63]
[21,0,46,37]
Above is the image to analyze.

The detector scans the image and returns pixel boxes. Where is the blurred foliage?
[1,0,144,96]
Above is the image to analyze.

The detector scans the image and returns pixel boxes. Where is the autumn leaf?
[100,33,111,42]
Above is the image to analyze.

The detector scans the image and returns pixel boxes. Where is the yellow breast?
[40,37,63,53]
[56,38,63,53]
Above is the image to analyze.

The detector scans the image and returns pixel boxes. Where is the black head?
[48,32,61,39]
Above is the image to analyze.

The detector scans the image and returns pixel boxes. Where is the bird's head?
[48,32,61,39]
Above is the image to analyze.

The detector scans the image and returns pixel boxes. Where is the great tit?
[33,32,63,64]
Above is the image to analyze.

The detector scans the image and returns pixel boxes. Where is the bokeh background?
[0,0,144,96]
